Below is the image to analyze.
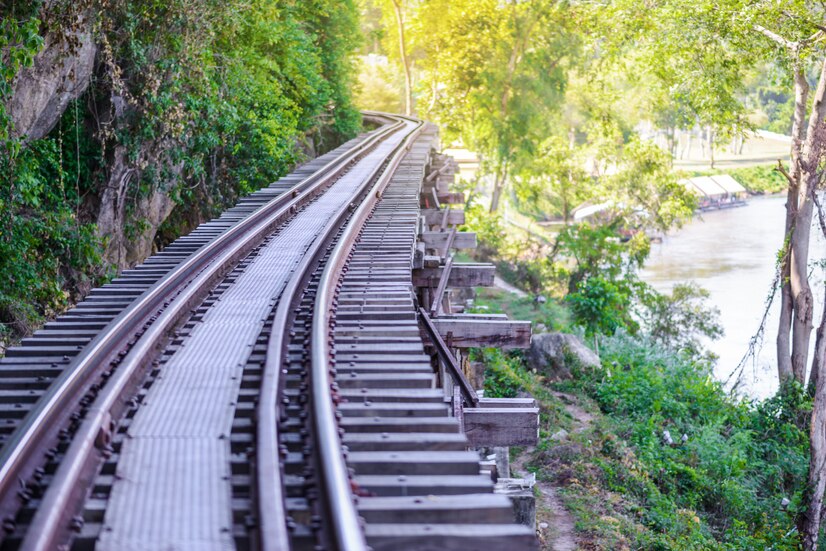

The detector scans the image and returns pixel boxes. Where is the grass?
[472,287,571,332]
[724,164,788,194]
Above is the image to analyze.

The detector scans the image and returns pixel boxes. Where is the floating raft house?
[682,174,747,210]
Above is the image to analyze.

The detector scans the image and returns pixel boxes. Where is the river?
[641,195,826,398]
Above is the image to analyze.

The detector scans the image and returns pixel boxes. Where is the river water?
[641,196,826,398]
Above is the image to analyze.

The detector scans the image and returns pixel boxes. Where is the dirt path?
[512,452,577,551]
[551,391,594,427]
[512,391,595,551]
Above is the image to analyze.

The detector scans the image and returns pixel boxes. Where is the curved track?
[0,113,536,551]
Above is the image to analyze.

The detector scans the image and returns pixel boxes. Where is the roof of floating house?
[687,176,727,197]
[708,174,747,194]
[680,179,706,197]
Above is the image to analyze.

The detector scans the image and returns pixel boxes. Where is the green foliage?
[595,0,752,138]
[354,57,405,113]
[555,223,649,336]
[585,333,809,549]
[460,196,559,296]
[513,134,590,222]
[462,198,508,258]
[472,287,572,333]
[0,8,101,341]
[0,12,41,146]
[471,261,799,548]
[601,138,696,232]
[101,0,362,222]
[473,347,571,442]
[567,276,637,338]
[410,0,578,210]
[0,102,106,340]
[595,0,825,146]
[478,348,522,398]
[743,64,800,135]
[0,1,362,341]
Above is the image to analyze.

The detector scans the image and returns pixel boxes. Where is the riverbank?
[470,288,809,549]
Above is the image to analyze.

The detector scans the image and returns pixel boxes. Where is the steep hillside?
[0,0,360,343]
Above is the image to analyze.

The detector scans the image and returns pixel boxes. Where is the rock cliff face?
[3,3,355,275]
[9,10,96,143]
[6,10,190,270]
[92,144,181,269]
[0,1,361,338]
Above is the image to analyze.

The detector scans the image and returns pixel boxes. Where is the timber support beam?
[412,263,495,288]
[462,398,539,447]
[416,149,538,451]
[421,208,465,227]
[429,314,531,349]
[419,231,477,250]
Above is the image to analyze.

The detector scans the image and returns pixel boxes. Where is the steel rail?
[311,115,424,551]
[1,116,405,551]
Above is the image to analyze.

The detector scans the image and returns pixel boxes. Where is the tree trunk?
[777,196,795,384]
[806,299,826,551]
[777,65,809,384]
[794,56,826,382]
[800,56,826,551]
[810,287,826,393]
[805,368,826,551]
[708,126,715,169]
[489,163,508,213]
[391,0,413,116]
[790,189,815,382]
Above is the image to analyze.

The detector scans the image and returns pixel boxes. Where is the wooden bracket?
[422,208,465,227]
[430,255,454,317]
[418,308,479,407]
[464,398,539,447]
[453,385,464,433]
[440,206,451,231]
[441,227,457,259]
[436,191,465,205]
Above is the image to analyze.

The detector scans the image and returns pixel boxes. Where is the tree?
[415,0,576,212]
[595,0,826,545]
[513,134,589,223]
[377,0,414,115]
[390,0,413,115]
[556,223,649,336]
[599,137,696,232]
[640,282,724,361]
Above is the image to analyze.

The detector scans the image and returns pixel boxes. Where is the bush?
[725,165,788,194]
[580,333,809,549]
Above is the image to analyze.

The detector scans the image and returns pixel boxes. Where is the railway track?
[0,113,537,550]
